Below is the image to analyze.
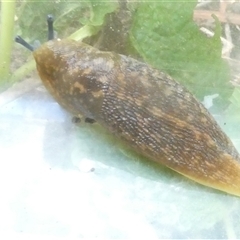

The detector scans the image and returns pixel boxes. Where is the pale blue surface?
[0,79,240,239]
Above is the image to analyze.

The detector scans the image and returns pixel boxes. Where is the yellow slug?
[16,15,240,197]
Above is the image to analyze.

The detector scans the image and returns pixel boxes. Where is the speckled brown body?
[34,39,240,196]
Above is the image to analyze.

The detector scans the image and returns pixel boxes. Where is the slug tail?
[175,153,240,197]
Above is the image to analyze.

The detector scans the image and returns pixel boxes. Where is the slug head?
[16,15,107,119]
[35,39,109,118]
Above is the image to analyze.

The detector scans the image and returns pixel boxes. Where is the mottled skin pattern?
[34,39,240,196]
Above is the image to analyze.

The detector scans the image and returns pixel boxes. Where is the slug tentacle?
[16,15,240,197]
[47,14,54,41]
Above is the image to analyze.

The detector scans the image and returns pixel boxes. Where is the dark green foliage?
[130,1,233,109]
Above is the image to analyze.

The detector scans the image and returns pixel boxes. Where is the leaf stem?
[68,25,100,41]
[0,1,16,83]
[9,59,35,84]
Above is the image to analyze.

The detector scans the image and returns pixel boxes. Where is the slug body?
[34,39,240,196]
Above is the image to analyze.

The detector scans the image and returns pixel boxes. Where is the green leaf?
[229,87,240,107]
[225,87,240,121]
[17,0,118,42]
[88,0,118,26]
[130,1,233,108]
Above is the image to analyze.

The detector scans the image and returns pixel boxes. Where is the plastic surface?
[0,78,240,239]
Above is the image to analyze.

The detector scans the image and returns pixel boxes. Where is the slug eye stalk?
[15,14,55,51]
[47,14,54,41]
[15,36,34,51]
